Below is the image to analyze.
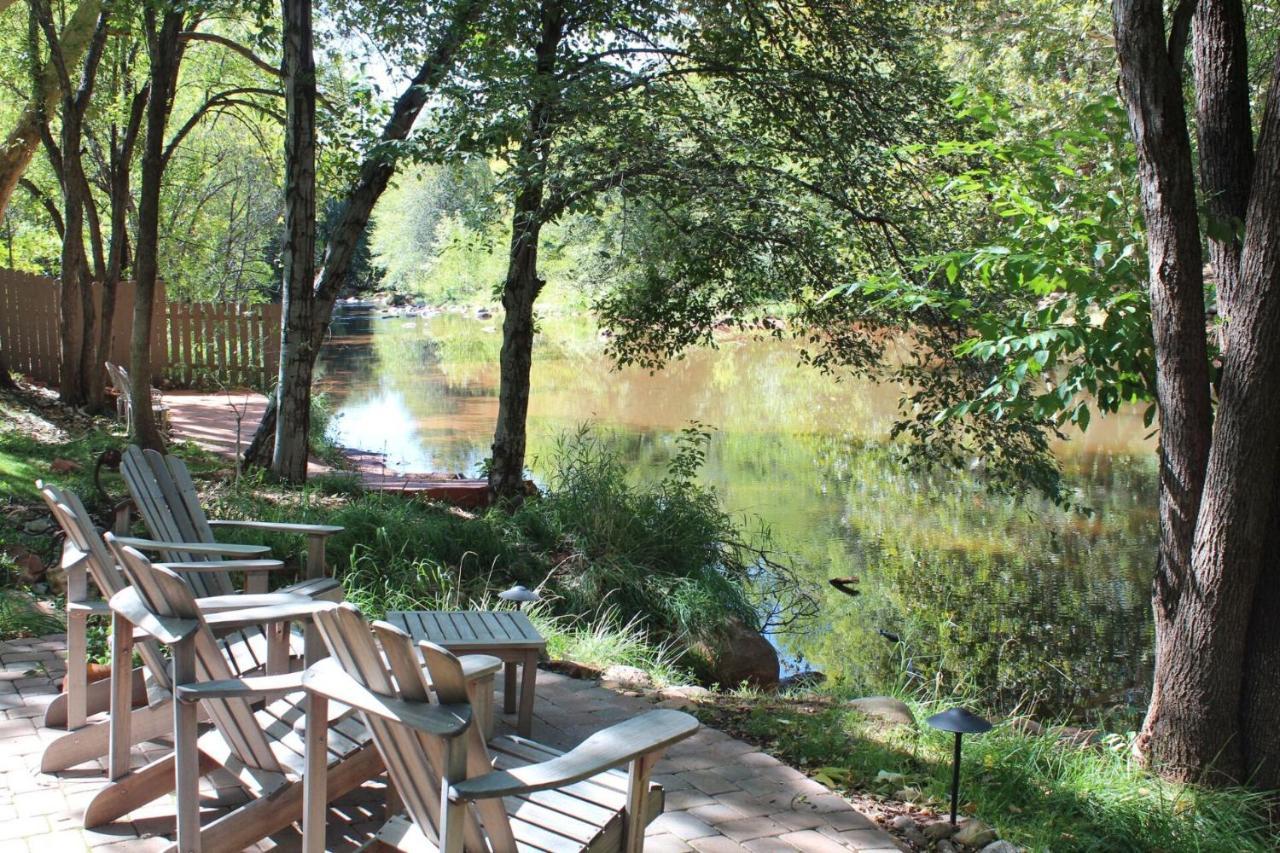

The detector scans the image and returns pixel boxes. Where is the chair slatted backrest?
[312,604,518,853]
[38,482,173,693]
[111,542,284,773]
[121,446,234,598]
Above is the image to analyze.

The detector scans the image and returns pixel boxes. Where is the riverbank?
[2,383,1276,851]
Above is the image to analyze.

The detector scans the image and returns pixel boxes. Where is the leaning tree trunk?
[271,0,318,483]
[1112,0,1219,779]
[244,0,484,470]
[129,6,184,452]
[0,0,101,222]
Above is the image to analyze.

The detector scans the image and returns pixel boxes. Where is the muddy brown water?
[317,307,1158,721]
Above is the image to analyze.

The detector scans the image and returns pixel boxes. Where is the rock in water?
[954,819,997,847]
[691,618,780,689]
[848,696,916,727]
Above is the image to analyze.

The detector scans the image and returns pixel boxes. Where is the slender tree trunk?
[0,350,13,389]
[1193,0,1253,342]
[245,0,483,469]
[129,6,184,451]
[487,0,563,502]
[96,84,147,416]
[272,0,318,483]
[0,0,101,222]
[489,206,544,499]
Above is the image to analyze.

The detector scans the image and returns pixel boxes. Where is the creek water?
[316,307,1158,720]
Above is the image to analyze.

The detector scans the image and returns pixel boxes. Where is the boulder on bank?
[848,696,916,727]
[692,618,780,689]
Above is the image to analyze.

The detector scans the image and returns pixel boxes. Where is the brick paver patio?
[0,634,902,852]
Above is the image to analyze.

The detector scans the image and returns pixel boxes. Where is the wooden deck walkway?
[164,391,491,506]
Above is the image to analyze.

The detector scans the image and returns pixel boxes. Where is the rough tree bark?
[0,0,101,222]
[271,0,318,483]
[487,0,564,502]
[1115,0,1280,784]
[243,0,483,468]
[1193,0,1253,334]
[129,5,185,451]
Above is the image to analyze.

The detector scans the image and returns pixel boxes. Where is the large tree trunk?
[1116,0,1280,784]
[129,6,184,451]
[1112,0,1217,779]
[1193,0,1253,340]
[271,0,318,483]
[246,0,483,469]
[0,0,101,223]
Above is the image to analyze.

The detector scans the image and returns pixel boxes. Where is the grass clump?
[701,687,1277,852]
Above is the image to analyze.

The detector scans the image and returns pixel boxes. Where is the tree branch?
[19,177,63,236]
[179,31,281,79]
[1168,0,1198,69]
[162,87,284,166]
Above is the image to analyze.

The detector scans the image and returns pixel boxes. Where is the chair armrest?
[209,520,343,536]
[155,559,285,574]
[109,587,199,646]
[176,671,306,702]
[114,536,271,557]
[303,658,471,737]
[194,592,315,612]
[459,654,504,680]
[451,710,699,800]
[203,600,333,631]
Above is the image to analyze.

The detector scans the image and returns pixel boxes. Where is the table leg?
[504,661,517,715]
[518,650,538,738]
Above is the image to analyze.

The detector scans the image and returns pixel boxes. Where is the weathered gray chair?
[105,361,169,435]
[303,602,700,852]
[91,541,503,852]
[37,481,305,774]
[120,445,342,594]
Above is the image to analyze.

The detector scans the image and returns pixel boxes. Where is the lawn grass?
[700,687,1277,852]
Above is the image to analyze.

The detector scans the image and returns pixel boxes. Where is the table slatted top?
[387,610,545,649]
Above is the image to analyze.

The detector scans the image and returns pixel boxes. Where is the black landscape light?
[498,584,540,610]
[926,707,993,825]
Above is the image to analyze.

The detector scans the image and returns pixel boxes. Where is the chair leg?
[518,650,538,738]
[83,752,178,827]
[41,700,173,774]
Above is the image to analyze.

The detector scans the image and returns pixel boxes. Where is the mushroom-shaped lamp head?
[926,707,993,734]
[498,584,541,606]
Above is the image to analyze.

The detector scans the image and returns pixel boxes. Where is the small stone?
[979,842,1021,853]
[656,697,697,710]
[659,684,714,702]
[22,518,53,535]
[849,696,916,727]
[937,841,959,853]
[923,821,958,841]
[902,827,928,848]
[600,665,653,690]
[875,770,906,787]
[954,819,997,847]
[894,787,925,803]
[889,815,918,832]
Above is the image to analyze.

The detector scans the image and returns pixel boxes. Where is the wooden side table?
[387,610,546,736]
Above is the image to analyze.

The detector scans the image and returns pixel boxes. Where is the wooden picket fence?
[0,269,281,390]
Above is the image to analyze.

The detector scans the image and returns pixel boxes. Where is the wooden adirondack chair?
[106,362,169,434]
[37,481,310,775]
[87,538,380,853]
[92,541,504,853]
[303,603,701,853]
[120,445,344,594]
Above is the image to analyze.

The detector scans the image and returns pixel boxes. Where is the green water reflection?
[317,309,1158,719]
